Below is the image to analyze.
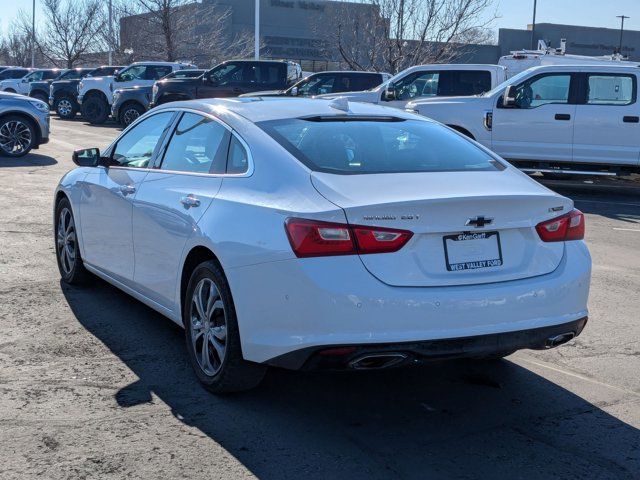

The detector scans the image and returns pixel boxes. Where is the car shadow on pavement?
[62,278,640,480]
[0,153,57,167]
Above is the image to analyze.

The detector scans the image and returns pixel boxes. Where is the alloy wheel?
[56,207,77,275]
[0,120,32,155]
[190,278,227,376]
[57,99,73,117]
[122,108,140,126]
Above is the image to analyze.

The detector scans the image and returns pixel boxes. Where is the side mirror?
[502,85,517,107]
[114,74,122,82]
[289,86,298,96]
[22,78,28,83]
[207,75,218,85]
[72,148,102,167]
[383,87,396,101]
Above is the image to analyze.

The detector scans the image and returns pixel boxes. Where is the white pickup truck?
[316,64,507,109]
[406,65,640,175]
[77,61,196,124]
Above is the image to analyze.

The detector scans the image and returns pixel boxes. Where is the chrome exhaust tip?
[545,332,576,348]
[348,353,408,370]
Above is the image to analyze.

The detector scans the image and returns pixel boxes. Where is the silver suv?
[0,91,50,158]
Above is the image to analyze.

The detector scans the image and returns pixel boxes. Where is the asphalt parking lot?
[0,117,639,479]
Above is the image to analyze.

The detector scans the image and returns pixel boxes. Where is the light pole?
[530,0,537,50]
[254,0,260,60]
[616,15,630,55]
[108,0,113,66]
[31,0,36,67]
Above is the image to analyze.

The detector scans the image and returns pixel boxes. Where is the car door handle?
[232,87,242,93]
[623,116,639,123]
[554,113,571,121]
[180,194,201,208]
[119,184,136,195]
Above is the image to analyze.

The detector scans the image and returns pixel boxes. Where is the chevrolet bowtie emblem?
[465,216,493,228]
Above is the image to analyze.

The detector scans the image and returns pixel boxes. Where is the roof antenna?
[328,96,350,112]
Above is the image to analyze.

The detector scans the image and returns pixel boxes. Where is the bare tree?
[121,1,258,66]
[1,21,33,67]
[319,0,496,73]
[35,0,105,68]
[124,0,195,62]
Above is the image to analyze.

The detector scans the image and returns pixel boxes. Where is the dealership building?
[120,0,640,70]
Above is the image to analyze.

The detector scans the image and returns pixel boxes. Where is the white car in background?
[405,65,640,175]
[54,97,591,393]
[0,68,61,95]
[316,64,507,109]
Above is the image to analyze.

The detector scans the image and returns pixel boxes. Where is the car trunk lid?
[310,170,571,287]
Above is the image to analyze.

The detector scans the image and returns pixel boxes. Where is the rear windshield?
[258,117,503,174]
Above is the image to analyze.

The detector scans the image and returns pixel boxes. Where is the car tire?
[54,96,78,119]
[118,102,145,127]
[31,92,48,104]
[81,95,109,124]
[183,260,267,393]
[0,115,36,157]
[55,197,90,285]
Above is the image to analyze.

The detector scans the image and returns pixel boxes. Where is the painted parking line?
[612,227,640,232]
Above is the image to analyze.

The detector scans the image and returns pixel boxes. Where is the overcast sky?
[0,0,638,37]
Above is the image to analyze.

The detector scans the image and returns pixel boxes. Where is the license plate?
[443,231,503,272]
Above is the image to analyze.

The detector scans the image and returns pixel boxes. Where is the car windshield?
[258,117,503,174]
[482,69,534,97]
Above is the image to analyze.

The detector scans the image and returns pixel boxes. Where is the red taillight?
[536,209,585,242]
[285,218,412,258]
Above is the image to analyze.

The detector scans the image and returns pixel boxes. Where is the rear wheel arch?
[4,88,16,93]
[180,246,227,316]
[446,125,475,140]
[158,93,190,105]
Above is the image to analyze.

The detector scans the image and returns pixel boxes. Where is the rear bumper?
[269,317,588,370]
[227,241,591,365]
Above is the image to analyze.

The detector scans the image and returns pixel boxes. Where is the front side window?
[112,112,174,168]
[586,74,635,106]
[259,118,503,174]
[296,74,335,96]
[60,70,83,80]
[209,63,243,85]
[118,65,147,81]
[25,71,43,82]
[513,74,571,108]
[160,113,228,173]
[147,66,173,80]
[393,72,439,101]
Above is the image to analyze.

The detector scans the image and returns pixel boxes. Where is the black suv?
[50,65,122,119]
[151,60,301,106]
[242,70,390,98]
[29,68,91,104]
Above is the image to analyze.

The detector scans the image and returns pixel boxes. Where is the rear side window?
[147,66,173,80]
[43,71,60,80]
[586,74,635,106]
[259,118,503,174]
[60,70,83,80]
[344,74,383,92]
[7,69,28,79]
[393,70,492,100]
[227,136,249,174]
[160,113,228,174]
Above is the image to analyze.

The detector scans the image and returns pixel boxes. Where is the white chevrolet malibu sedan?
[54,97,591,393]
